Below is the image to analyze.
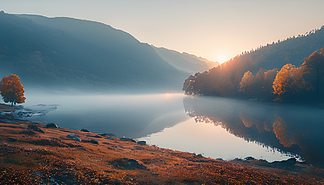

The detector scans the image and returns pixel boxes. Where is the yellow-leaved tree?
[272,64,309,102]
[0,74,26,105]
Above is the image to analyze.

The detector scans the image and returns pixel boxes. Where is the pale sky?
[2,0,324,63]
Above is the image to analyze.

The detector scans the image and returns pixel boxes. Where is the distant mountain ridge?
[153,46,219,73]
[0,12,192,92]
[19,14,218,74]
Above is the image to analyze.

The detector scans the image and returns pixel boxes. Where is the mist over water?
[19,92,187,139]
[4,92,324,165]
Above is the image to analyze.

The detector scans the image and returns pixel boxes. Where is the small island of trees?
[0,74,26,106]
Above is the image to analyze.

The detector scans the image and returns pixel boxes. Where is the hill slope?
[153,46,219,73]
[19,14,218,75]
[183,25,324,100]
[0,12,189,92]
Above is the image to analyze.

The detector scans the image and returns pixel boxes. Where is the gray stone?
[119,137,136,143]
[81,128,90,132]
[137,141,146,145]
[46,123,58,128]
[100,133,117,137]
[244,156,255,160]
[28,125,44,133]
[89,139,99,144]
[67,134,81,141]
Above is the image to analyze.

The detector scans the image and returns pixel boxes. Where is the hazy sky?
[2,0,324,63]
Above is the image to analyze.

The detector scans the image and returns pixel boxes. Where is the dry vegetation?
[0,104,323,184]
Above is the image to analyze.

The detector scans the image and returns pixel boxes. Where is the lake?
[6,92,324,166]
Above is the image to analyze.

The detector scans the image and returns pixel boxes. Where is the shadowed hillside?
[153,46,219,73]
[0,12,189,92]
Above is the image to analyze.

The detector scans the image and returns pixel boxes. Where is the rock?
[119,137,136,143]
[46,123,58,128]
[28,125,45,133]
[137,141,146,145]
[272,158,297,167]
[112,158,146,170]
[81,128,90,132]
[197,154,203,158]
[244,156,255,160]
[90,139,99,144]
[100,133,117,137]
[82,139,99,145]
[20,130,37,135]
[87,135,102,138]
[67,134,81,142]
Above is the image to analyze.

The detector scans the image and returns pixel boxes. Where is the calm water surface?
[7,93,324,166]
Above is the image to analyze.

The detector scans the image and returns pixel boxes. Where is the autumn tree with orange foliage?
[272,64,311,102]
[0,74,26,105]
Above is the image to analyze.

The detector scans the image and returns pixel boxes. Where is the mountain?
[152,46,219,73]
[16,14,217,74]
[0,11,189,92]
[183,25,324,102]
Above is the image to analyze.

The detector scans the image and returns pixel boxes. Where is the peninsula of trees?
[183,27,324,103]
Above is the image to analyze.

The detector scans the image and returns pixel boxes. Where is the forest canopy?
[183,44,324,103]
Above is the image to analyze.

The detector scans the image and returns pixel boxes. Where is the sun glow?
[217,53,227,64]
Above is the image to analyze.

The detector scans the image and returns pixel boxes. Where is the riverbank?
[0,104,323,184]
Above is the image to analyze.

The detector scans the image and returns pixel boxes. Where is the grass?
[0,104,323,184]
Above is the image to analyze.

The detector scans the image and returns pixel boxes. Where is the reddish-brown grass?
[0,105,323,184]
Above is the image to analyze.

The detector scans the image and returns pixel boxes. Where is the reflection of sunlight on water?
[165,93,170,99]
[137,117,301,162]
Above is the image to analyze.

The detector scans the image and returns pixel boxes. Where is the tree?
[0,74,26,105]
[238,68,277,100]
[272,64,310,102]
[238,71,257,97]
[301,49,324,101]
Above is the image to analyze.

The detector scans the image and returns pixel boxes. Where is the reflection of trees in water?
[183,96,324,167]
[271,115,323,166]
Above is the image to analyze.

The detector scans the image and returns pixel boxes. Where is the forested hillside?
[0,12,189,91]
[183,26,324,103]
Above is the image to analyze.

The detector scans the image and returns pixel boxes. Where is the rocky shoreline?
[0,103,323,184]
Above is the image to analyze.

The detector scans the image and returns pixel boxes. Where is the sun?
[217,53,227,63]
